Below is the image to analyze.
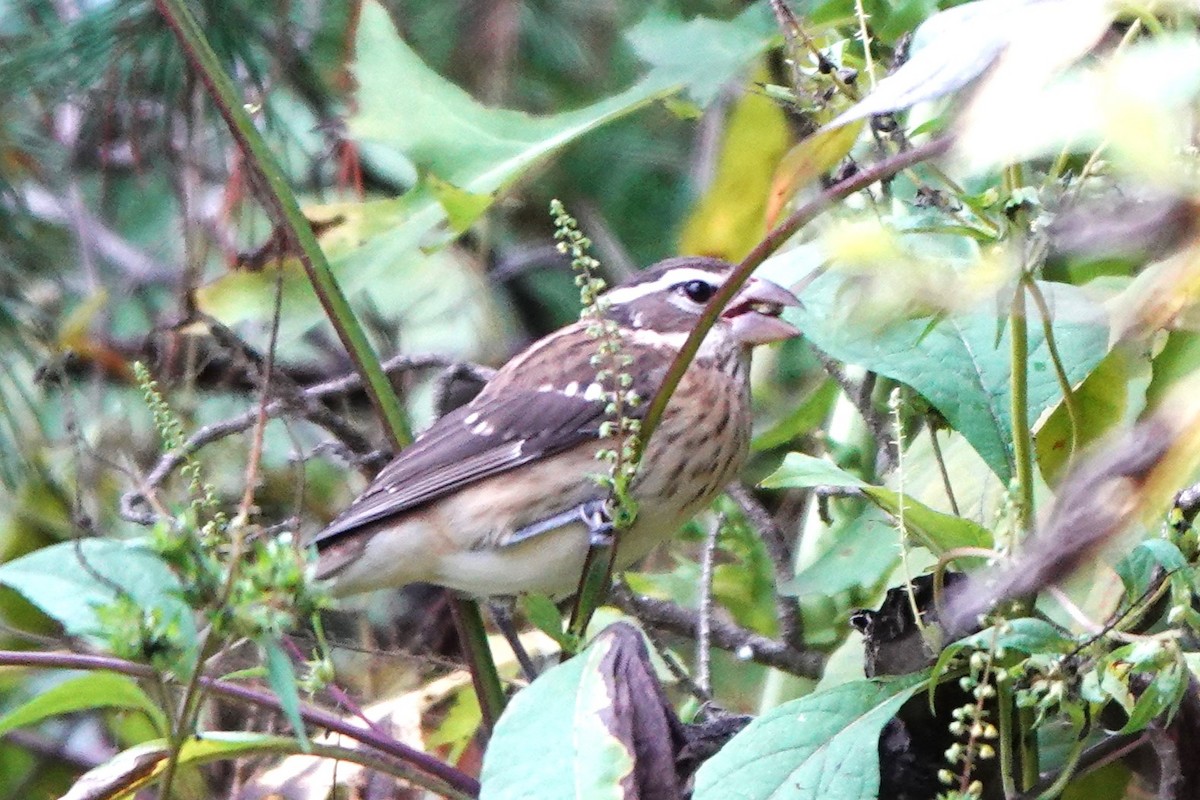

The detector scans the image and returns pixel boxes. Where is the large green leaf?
[480,622,681,800]
[0,538,196,651]
[350,3,771,190]
[199,1,775,344]
[784,505,900,602]
[624,6,775,108]
[1035,345,1149,484]
[693,675,926,800]
[0,673,168,738]
[785,272,1110,482]
[480,631,634,800]
[763,453,992,554]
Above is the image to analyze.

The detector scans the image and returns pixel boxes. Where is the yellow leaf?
[766,121,863,227]
[678,68,791,261]
[57,289,108,352]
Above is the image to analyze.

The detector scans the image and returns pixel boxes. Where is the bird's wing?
[311,389,609,548]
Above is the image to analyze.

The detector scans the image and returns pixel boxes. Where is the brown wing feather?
[313,318,682,550]
[311,389,606,548]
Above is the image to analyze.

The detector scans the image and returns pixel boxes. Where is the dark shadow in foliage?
[853,574,1006,800]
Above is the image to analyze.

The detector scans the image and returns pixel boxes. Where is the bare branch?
[727,484,804,649]
[610,583,825,679]
[119,351,478,524]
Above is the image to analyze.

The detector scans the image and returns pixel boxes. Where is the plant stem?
[1009,282,1034,537]
[997,677,1020,799]
[153,0,506,729]
[448,598,507,733]
[1004,165,1040,787]
[152,0,410,450]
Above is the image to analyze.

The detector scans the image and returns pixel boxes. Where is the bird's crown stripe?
[604,267,724,305]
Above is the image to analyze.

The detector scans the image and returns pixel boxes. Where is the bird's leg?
[488,598,540,682]
[579,499,614,546]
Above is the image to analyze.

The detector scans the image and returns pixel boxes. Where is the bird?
[310,256,800,600]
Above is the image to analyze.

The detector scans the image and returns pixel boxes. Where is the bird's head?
[604,256,801,347]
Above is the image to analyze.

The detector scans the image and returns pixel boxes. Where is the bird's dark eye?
[680,279,717,303]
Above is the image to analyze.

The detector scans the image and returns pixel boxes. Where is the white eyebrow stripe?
[630,329,690,348]
[604,268,725,305]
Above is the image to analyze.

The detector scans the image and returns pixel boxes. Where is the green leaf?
[520,593,574,651]
[0,673,168,738]
[1114,539,1190,602]
[761,452,865,490]
[262,638,309,752]
[425,685,482,763]
[763,453,992,554]
[784,506,900,601]
[680,65,792,261]
[351,1,772,192]
[481,628,641,800]
[1035,346,1148,484]
[1147,331,1200,412]
[751,378,839,451]
[0,538,196,650]
[956,618,1075,656]
[693,675,927,800]
[786,272,1110,482]
[623,5,776,107]
[1122,661,1184,733]
[427,175,494,233]
[200,0,775,345]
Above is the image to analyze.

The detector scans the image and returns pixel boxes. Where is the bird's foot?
[579,499,615,547]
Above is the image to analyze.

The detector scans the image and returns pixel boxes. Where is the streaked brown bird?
[311,256,800,599]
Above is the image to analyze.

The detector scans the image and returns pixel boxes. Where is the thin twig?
[1016,733,1146,800]
[638,622,712,704]
[696,516,721,696]
[928,424,961,516]
[119,353,465,524]
[812,351,897,472]
[727,484,804,648]
[1025,278,1081,470]
[638,135,954,450]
